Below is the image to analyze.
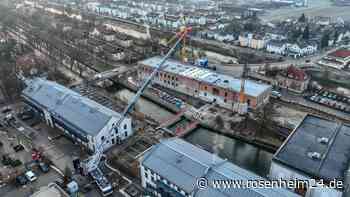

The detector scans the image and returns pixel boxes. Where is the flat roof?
[22,78,123,137]
[142,138,300,197]
[139,56,271,97]
[273,114,350,181]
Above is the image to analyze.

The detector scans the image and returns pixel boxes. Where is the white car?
[271,91,282,99]
[25,171,37,182]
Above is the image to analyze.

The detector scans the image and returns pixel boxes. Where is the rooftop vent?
[307,152,322,160]
[56,99,63,105]
[89,107,98,114]
[317,137,329,145]
[176,155,184,164]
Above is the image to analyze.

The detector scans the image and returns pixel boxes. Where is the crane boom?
[83,27,191,173]
[114,30,188,127]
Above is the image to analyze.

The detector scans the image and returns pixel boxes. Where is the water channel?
[185,127,273,177]
[113,88,273,177]
[114,88,174,122]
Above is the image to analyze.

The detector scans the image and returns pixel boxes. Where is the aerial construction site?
[1,0,350,197]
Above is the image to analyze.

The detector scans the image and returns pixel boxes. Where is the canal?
[185,127,273,177]
[114,88,273,177]
[114,89,174,122]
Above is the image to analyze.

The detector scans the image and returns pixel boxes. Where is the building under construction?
[138,56,271,110]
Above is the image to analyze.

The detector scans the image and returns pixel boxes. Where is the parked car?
[16,175,28,186]
[271,91,282,99]
[39,162,50,173]
[25,171,37,182]
[1,106,12,114]
[13,144,24,152]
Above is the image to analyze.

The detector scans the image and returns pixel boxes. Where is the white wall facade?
[93,116,133,152]
[266,44,286,55]
[140,164,189,197]
[270,161,342,197]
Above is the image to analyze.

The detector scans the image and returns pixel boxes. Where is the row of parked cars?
[151,87,184,108]
[159,92,183,107]
[15,162,50,186]
[306,90,350,113]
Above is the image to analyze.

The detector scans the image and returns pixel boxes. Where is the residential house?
[265,32,287,41]
[266,40,287,55]
[286,42,317,58]
[318,48,350,69]
[114,33,133,48]
[145,12,160,26]
[102,29,116,42]
[239,33,268,50]
[163,14,182,29]
[298,41,318,56]
[276,65,310,93]
[103,45,125,61]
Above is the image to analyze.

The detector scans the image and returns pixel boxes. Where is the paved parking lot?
[0,108,64,197]
[0,102,146,196]
[1,169,62,197]
[306,90,350,113]
[279,89,350,122]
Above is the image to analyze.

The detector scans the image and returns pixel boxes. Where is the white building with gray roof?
[140,138,301,197]
[21,78,133,152]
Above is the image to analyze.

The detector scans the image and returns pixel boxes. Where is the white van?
[25,171,37,182]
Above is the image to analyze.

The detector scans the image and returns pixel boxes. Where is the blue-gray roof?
[274,114,350,181]
[22,78,122,136]
[139,56,271,97]
[141,138,300,197]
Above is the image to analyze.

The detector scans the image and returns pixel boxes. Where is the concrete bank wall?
[118,80,181,114]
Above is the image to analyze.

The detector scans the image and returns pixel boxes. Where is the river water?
[185,127,273,177]
[114,88,273,177]
[114,89,174,122]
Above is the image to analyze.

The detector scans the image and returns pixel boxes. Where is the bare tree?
[0,39,21,102]
[215,115,225,130]
[63,166,72,185]
[255,103,276,138]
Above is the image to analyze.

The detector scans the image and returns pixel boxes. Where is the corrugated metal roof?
[22,78,122,136]
[141,138,300,197]
[139,56,271,97]
[274,114,350,181]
